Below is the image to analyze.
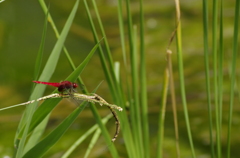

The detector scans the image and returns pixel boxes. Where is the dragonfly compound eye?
[73,83,78,88]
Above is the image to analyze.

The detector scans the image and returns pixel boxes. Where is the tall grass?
[7,0,240,157]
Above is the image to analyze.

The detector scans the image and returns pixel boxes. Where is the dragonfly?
[32,81,78,93]
[32,80,121,142]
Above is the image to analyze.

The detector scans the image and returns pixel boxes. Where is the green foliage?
[2,0,239,158]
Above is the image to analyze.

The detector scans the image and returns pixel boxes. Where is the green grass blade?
[202,0,215,157]
[139,0,149,157]
[166,49,180,157]
[176,25,195,158]
[156,68,169,158]
[212,1,221,157]
[174,1,196,157]
[117,0,127,66]
[227,1,240,157]
[218,1,224,157]
[23,114,51,155]
[22,102,87,158]
[130,25,143,158]
[115,1,137,157]
[219,0,224,128]
[125,1,144,157]
[114,63,137,158]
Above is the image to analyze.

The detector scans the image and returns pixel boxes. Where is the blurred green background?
[0,0,239,157]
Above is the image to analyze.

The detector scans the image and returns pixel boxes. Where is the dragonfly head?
[73,83,78,89]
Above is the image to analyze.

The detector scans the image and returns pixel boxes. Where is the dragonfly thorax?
[57,81,78,92]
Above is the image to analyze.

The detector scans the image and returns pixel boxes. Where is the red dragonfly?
[33,81,78,93]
